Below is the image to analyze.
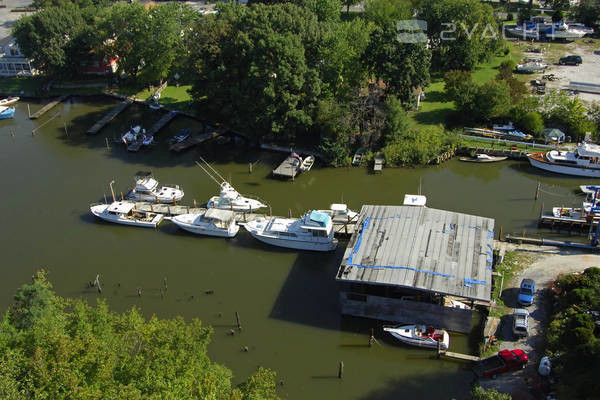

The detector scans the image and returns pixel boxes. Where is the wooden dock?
[505,234,600,251]
[438,349,481,362]
[373,153,384,172]
[130,202,356,237]
[538,212,598,235]
[87,98,133,134]
[169,130,222,152]
[146,110,179,137]
[29,95,69,119]
[272,155,301,179]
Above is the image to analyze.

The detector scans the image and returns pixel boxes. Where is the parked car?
[474,349,529,379]
[559,55,582,65]
[518,278,535,306]
[513,308,529,337]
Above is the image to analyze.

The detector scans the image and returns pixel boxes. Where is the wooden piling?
[369,328,375,347]
[248,162,252,173]
[105,137,110,150]
[499,225,503,241]
[193,199,197,208]
[288,208,292,218]
[235,311,242,330]
[120,192,124,201]
[163,277,167,291]
[535,182,541,200]
[338,361,344,379]
[137,287,142,297]
[269,206,272,217]
[64,121,69,138]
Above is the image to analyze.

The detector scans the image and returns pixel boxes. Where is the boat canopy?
[205,208,235,222]
[577,143,600,158]
[107,201,135,214]
[309,210,331,227]
[330,204,348,212]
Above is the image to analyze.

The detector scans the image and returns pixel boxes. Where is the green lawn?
[0,76,43,95]
[157,85,193,112]
[411,45,523,129]
[460,136,549,152]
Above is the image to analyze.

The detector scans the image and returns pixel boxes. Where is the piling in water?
[338,361,344,379]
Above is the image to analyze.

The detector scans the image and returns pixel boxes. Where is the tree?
[419,0,503,71]
[342,0,360,14]
[495,61,527,103]
[364,0,411,27]
[552,0,570,21]
[382,95,411,145]
[573,0,600,29]
[467,386,512,400]
[443,70,479,116]
[474,80,512,121]
[518,111,544,136]
[0,271,280,400]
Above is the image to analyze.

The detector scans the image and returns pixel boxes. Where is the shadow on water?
[269,247,344,331]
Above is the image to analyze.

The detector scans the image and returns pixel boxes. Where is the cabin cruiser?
[196,158,267,212]
[546,23,587,40]
[243,210,338,251]
[527,143,600,177]
[505,25,540,40]
[383,325,450,350]
[170,209,239,237]
[126,171,184,203]
[90,201,163,228]
[0,106,15,119]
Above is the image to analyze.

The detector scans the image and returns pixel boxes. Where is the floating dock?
[169,130,222,152]
[87,98,133,134]
[538,212,598,235]
[29,95,69,119]
[373,153,384,172]
[272,155,301,179]
[146,110,179,137]
[438,349,481,362]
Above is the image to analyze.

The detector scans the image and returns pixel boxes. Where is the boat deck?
[272,156,301,179]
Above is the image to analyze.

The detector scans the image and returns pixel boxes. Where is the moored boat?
[170,209,239,238]
[580,185,600,194]
[126,171,184,203]
[352,148,364,166]
[527,143,600,177]
[459,154,508,163]
[169,129,191,145]
[121,126,144,145]
[383,324,450,350]
[319,203,358,222]
[0,96,19,106]
[0,106,15,119]
[243,210,338,251]
[300,155,315,172]
[90,201,163,228]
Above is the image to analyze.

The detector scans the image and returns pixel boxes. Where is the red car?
[474,349,528,379]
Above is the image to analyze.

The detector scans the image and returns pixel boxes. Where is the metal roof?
[336,205,495,302]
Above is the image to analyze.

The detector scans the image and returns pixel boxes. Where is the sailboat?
[196,158,268,212]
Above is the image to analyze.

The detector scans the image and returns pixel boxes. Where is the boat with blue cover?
[243,210,337,251]
[0,106,15,119]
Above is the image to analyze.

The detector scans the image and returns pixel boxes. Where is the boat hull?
[127,190,184,203]
[171,218,239,238]
[246,229,337,251]
[383,326,450,350]
[528,153,600,178]
[0,107,15,119]
[207,197,266,213]
[459,156,507,163]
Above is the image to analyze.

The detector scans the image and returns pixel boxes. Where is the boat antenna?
[198,156,228,183]
[195,160,222,187]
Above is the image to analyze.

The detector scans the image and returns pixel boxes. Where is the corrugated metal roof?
[336,205,494,302]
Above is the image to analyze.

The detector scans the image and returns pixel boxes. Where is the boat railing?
[239,193,269,208]
[89,201,107,207]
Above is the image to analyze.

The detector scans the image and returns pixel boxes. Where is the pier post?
[248,162,252,173]
[243,212,247,223]
[121,192,124,201]
[64,122,69,138]
[105,137,110,150]
[369,328,375,347]
[535,182,541,200]
[193,199,197,208]
[27,104,31,118]
[269,206,272,217]
[288,209,292,218]
[499,225,503,241]
[163,277,167,291]
[235,312,242,330]
[109,180,116,202]
[338,361,344,379]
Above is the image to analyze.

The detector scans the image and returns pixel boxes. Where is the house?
[0,41,36,77]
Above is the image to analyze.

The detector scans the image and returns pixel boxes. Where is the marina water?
[0,97,588,399]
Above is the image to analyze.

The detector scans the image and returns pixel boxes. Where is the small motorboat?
[126,171,184,203]
[90,201,163,228]
[383,324,450,350]
[459,154,508,163]
[300,155,315,172]
[318,203,358,222]
[169,129,191,145]
[121,126,144,145]
[0,106,15,119]
[170,209,239,238]
[142,134,154,146]
[0,96,19,106]
[352,148,364,166]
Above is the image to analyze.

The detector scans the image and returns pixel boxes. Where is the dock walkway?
[272,155,301,179]
[169,130,222,152]
[147,111,178,137]
[438,349,481,362]
[30,95,69,119]
[87,98,133,134]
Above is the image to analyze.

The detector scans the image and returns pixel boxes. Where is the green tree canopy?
[0,270,280,400]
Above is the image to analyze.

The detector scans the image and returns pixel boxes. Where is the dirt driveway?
[479,244,600,399]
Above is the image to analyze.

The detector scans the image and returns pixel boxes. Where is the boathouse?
[335,204,495,333]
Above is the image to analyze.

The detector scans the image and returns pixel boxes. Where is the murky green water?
[0,97,588,399]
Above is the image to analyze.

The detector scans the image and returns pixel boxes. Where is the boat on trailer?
[243,210,338,251]
[170,209,239,238]
[196,158,267,212]
[126,171,184,203]
[90,201,163,228]
[383,324,450,350]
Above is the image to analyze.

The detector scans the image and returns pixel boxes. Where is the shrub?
[518,111,544,136]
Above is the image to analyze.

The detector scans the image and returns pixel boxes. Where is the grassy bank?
[460,136,551,152]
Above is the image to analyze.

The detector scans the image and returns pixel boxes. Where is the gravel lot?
[0,0,34,45]
[480,244,600,399]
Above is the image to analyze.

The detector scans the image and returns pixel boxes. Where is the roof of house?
[336,204,495,302]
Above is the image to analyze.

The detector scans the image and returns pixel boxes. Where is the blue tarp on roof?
[309,210,330,227]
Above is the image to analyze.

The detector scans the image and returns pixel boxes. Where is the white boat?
[505,25,540,40]
[169,129,191,145]
[243,210,338,251]
[300,155,315,172]
[492,122,515,132]
[126,171,184,203]
[383,325,450,350]
[121,126,144,145]
[516,61,548,73]
[319,203,358,222]
[0,96,19,106]
[90,201,163,228]
[196,158,267,212]
[527,143,600,177]
[580,185,600,194]
[546,23,587,40]
[170,209,239,238]
[459,154,508,163]
[552,205,600,221]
